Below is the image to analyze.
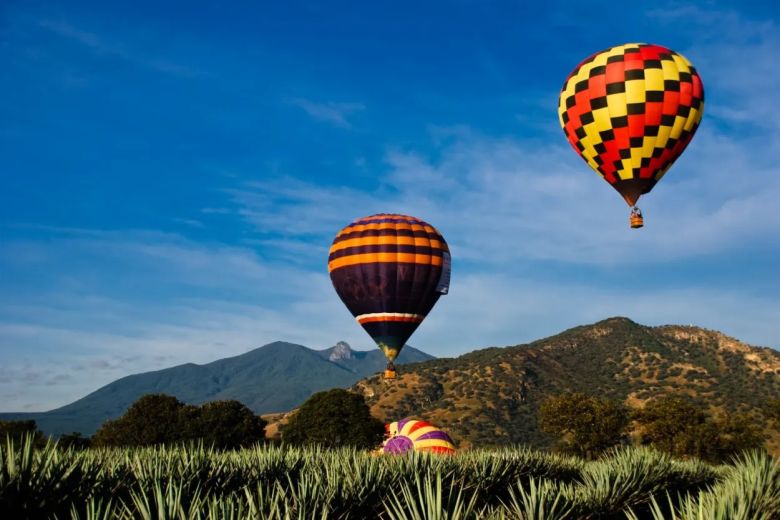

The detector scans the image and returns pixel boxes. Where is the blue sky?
[1,1,779,411]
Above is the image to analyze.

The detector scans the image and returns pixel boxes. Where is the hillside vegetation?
[354,317,780,451]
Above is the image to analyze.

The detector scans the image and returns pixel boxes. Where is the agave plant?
[0,434,98,519]
[501,446,584,483]
[123,479,204,520]
[714,450,780,518]
[384,471,481,520]
[66,496,117,520]
[496,478,574,520]
[449,451,517,508]
[1,436,776,519]
[317,452,393,518]
[243,482,288,520]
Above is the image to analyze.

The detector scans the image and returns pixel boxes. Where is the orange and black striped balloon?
[558,43,704,207]
[328,214,450,362]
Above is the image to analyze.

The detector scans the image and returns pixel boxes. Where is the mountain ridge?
[0,341,434,436]
[352,317,780,451]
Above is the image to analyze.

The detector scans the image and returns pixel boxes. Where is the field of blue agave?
[1,435,778,519]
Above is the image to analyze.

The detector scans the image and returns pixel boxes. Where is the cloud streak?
[229,125,780,267]
[288,98,365,128]
[36,18,198,77]
[2,3,778,414]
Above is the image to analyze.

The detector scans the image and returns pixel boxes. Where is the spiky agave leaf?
[625,451,779,520]
[384,471,481,520]
[694,450,780,520]
[626,493,713,520]
[500,446,584,483]
[244,482,287,520]
[1,434,99,519]
[65,496,117,520]
[313,451,392,518]
[571,446,678,517]
[498,478,574,520]
[189,494,247,520]
[124,479,203,520]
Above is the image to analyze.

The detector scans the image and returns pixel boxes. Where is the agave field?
[1,436,779,519]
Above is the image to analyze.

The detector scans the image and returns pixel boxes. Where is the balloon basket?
[384,369,397,380]
[630,214,644,228]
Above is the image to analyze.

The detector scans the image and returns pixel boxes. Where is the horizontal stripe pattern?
[335,228,440,242]
[329,244,441,261]
[329,213,448,274]
[328,252,443,271]
[384,418,456,455]
[337,222,436,235]
[331,235,446,252]
[356,312,425,324]
[329,214,449,356]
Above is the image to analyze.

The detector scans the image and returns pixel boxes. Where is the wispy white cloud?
[228,5,780,264]
[229,125,780,266]
[36,18,198,77]
[37,19,114,54]
[0,229,368,411]
[3,4,778,414]
[646,5,780,130]
[172,218,205,228]
[423,272,780,354]
[3,118,780,410]
[287,98,365,128]
[3,227,778,411]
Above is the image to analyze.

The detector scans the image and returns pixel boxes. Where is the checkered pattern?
[558,43,704,206]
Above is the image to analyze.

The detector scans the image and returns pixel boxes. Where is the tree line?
[0,389,384,450]
[539,392,779,462]
[2,391,779,462]
[0,395,268,449]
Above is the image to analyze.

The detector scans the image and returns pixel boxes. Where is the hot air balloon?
[558,43,704,228]
[382,418,456,455]
[328,214,451,379]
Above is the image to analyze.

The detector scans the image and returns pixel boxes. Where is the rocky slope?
[352,317,780,450]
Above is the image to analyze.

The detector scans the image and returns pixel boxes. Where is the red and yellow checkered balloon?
[558,43,704,212]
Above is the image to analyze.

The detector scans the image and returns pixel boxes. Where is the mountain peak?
[1,339,433,436]
[329,341,353,362]
[354,317,780,450]
[597,316,638,326]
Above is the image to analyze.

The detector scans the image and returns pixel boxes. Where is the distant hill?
[0,341,433,436]
[353,317,780,451]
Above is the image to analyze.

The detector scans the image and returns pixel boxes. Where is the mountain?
[0,341,433,436]
[353,317,780,451]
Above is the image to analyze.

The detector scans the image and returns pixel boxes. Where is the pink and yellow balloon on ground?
[382,418,456,455]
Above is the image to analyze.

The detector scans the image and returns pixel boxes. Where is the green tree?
[633,397,765,462]
[765,398,780,427]
[191,400,267,449]
[58,432,91,450]
[632,396,705,457]
[92,394,195,446]
[92,394,267,448]
[538,392,629,458]
[0,419,45,446]
[708,412,765,461]
[282,389,384,449]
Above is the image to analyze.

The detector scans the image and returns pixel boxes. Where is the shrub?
[538,393,629,459]
[282,389,384,449]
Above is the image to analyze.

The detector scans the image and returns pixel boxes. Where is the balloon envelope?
[328,214,450,362]
[558,43,704,206]
[383,418,456,455]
